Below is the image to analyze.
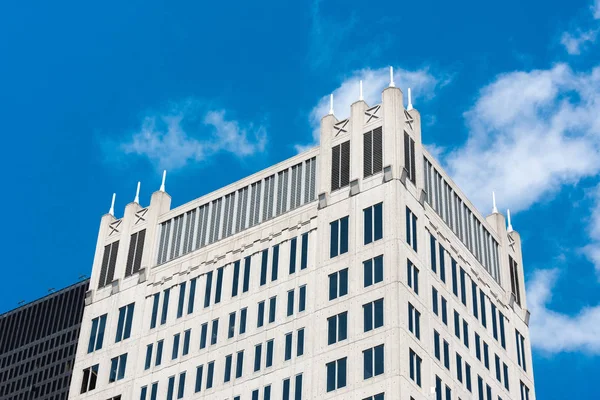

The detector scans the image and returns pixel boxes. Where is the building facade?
[0,279,89,400]
[68,83,535,400]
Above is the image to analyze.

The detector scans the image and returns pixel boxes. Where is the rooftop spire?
[507,209,514,232]
[109,193,116,216]
[359,80,363,101]
[389,66,395,87]
[329,94,334,115]
[407,87,413,110]
[134,181,141,204]
[160,170,167,192]
[492,191,498,214]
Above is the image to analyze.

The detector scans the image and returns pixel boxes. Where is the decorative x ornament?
[109,220,122,236]
[135,208,148,225]
[508,232,516,251]
[333,119,349,136]
[365,105,381,124]
[404,110,414,130]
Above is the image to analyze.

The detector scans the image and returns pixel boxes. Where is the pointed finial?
[407,88,413,110]
[389,66,395,87]
[134,181,141,204]
[492,192,498,214]
[329,94,334,115]
[507,209,514,232]
[109,193,116,216]
[359,80,364,101]
[160,170,167,192]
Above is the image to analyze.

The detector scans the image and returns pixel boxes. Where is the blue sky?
[1,0,600,397]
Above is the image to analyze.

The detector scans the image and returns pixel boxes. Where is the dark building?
[0,279,89,400]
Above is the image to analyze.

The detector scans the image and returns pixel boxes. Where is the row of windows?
[330,202,384,258]
[88,303,134,354]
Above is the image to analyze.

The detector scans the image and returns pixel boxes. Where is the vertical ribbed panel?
[170,215,184,260]
[195,204,209,250]
[276,169,289,216]
[209,198,222,244]
[125,232,137,277]
[222,192,235,238]
[331,144,340,191]
[308,157,316,201]
[340,140,350,188]
[105,241,119,287]
[294,163,302,208]
[133,229,145,274]
[263,175,275,221]
[363,130,373,177]
[290,164,299,209]
[249,181,261,227]
[373,126,383,175]
[183,209,196,254]
[236,186,249,233]
[98,244,111,288]
[409,136,416,184]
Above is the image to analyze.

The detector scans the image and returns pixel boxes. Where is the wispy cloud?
[528,268,600,354]
[594,0,600,19]
[445,63,600,214]
[115,100,267,171]
[581,184,600,276]
[561,29,598,55]
[296,66,443,152]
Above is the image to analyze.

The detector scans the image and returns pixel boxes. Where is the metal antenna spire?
[109,193,116,216]
[389,66,395,87]
[492,192,498,214]
[134,181,141,204]
[507,209,514,232]
[329,94,334,115]
[359,80,364,101]
[160,170,167,192]
[407,88,413,110]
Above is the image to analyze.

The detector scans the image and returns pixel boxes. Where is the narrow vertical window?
[289,238,297,274]
[407,259,419,294]
[236,350,244,378]
[266,339,274,367]
[203,271,212,308]
[271,244,279,281]
[254,344,262,371]
[206,361,214,389]
[257,301,265,327]
[285,332,293,360]
[224,354,232,382]
[269,296,277,323]
[183,329,190,356]
[300,232,309,270]
[260,249,268,285]
[211,319,219,345]
[232,260,241,297]
[200,323,207,349]
[188,277,197,314]
[150,293,159,329]
[299,285,306,312]
[177,282,186,318]
[406,207,418,251]
[155,340,163,366]
[214,266,224,304]
[239,308,247,334]
[287,290,295,316]
[297,328,304,356]
[243,256,251,293]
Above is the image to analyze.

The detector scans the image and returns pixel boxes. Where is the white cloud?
[445,63,600,214]
[119,101,267,170]
[527,268,600,353]
[561,30,598,55]
[593,0,600,19]
[297,66,441,152]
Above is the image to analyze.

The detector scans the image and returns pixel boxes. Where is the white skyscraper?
[69,81,535,400]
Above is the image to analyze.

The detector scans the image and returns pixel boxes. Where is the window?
[150,293,160,329]
[495,354,501,382]
[499,311,506,349]
[155,340,163,366]
[407,259,419,294]
[331,140,350,191]
[456,353,463,382]
[243,256,251,293]
[363,394,384,400]
[443,340,450,370]
[115,303,135,342]
[491,303,498,340]
[289,237,297,274]
[109,353,127,383]
[254,344,262,371]
[206,361,214,389]
[87,314,107,353]
[188,278,196,314]
[224,354,232,382]
[330,216,349,258]
[161,288,171,325]
[466,362,472,392]
[285,332,293,360]
[520,382,530,400]
[269,296,277,323]
[451,258,458,296]
[509,256,521,306]
[167,376,175,400]
[98,240,119,288]
[240,308,247,334]
[328,312,348,344]
[475,333,481,360]
[295,374,303,400]
[404,131,416,184]
[272,244,280,281]
[200,323,208,349]
[232,260,241,297]
[80,364,98,393]
[484,342,490,369]
[454,311,461,339]
[438,243,446,282]
[363,344,384,379]
[364,255,383,287]
[363,298,384,332]
[236,350,244,378]
[150,382,158,400]
[516,330,527,371]
[215,266,224,304]
[406,207,418,251]
[177,372,186,399]
[172,333,180,360]
[409,349,422,387]
[287,290,295,316]
[177,282,186,318]
[297,328,304,356]
[326,357,347,392]
[472,282,479,318]
[144,344,153,370]
[260,249,268,285]
[257,300,266,327]
[503,363,510,390]
[265,385,272,400]
[329,268,348,300]
[441,296,448,325]
[266,339,274,368]
[463,320,470,348]
[229,312,236,338]
[480,291,487,327]
[408,302,420,339]
[204,271,212,308]
[459,267,467,306]
[364,127,383,177]
[434,330,441,360]
[301,232,309,270]
[195,365,203,393]
[299,285,306,312]
[211,319,219,345]
[183,329,190,356]
[364,203,383,245]
[435,376,442,400]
